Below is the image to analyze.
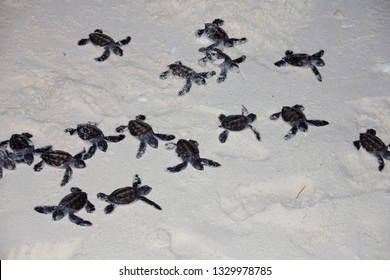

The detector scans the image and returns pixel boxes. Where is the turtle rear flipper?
[69,213,92,226]
[167,162,188,173]
[306,120,329,126]
[104,204,116,214]
[139,196,162,210]
[34,206,56,214]
[179,79,192,96]
[83,143,97,160]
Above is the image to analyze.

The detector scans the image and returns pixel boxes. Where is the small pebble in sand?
[137,94,148,102]
[333,10,344,19]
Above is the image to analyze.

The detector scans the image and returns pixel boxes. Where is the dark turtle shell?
[77,124,103,141]
[220,115,247,131]
[41,150,72,167]
[360,133,386,153]
[283,53,311,67]
[89,32,114,47]
[107,187,136,204]
[9,134,33,151]
[169,64,195,79]
[281,106,305,123]
[176,139,199,158]
[59,191,87,211]
[128,120,153,137]
[203,23,229,41]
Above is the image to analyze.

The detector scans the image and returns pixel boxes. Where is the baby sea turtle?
[198,48,246,83]
[353,129,390,171]
[160,61,216,96]
[65,122,125,160]
[97,174,162,213]
[219,105,261,143]
[33,149,86,186]
[274,50,325,82]
[196,18,247,51]
[270,105,329,140]
[116,115,175,158]
[78,29,131,62]
[0,149,16,179]
[0,133,52,165]
[165,139,221,172]
[34,187,95,226]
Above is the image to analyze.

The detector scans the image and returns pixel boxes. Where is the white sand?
[0,0,389,259]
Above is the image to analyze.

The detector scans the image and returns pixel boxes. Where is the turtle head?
[148,137,158,149]
[73,159,86,169]
[193,75,206,85]
[311,57,325,67]
[192,159,204,171]
[52,209,65,221]
[247,113,257,123]
[113,46,123,56]
[138,185,152,196]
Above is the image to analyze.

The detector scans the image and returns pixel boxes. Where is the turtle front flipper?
[154,133,175,141]
[116,36,131,46]
[0,140,9,148]
[219,130,229,143]
[69,213,92,226]
[104,134,125,142]
[217,68,228,83]
[61,167,73,186]
[34,206,57,214]
[139,196,162,210]
[179,79,192,96]
[159,69,172,79]
[270,112,281,120]
[200,158,221,168]
[306,120,329,127]
[78,38,90,46]
[115,125,128,133]
[167,161,188,173]
[33,145,52,155]
[248,125,261,141]
[285,125,298,140]
[233,55,246,65]
[229,38,247,47]
[95,48,110,62]
[83,143,97,160]
[136,140,147,159]
[310,65,322,82]
[377,155,385,171]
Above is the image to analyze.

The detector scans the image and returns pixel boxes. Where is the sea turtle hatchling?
[198,48,246,83]
[97,174,162,214]
[33,148,86,186]
[270,105,329,140]
[196,18,247,51]
[65,122,125,160]
[0,133,52,165]
[353,129,390,171]
[165,139,221,172]
[116,115,175,158]
[0,148,16,179]
[78,29,131,62]
[34,187,95,226]
[219,105,261,143]
[159,61,216,96]
[274,50,325,82]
